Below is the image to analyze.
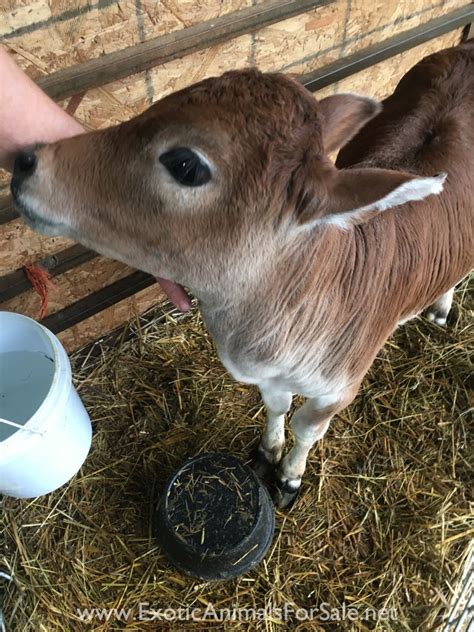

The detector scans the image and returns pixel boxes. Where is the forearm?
[0,46,83,171]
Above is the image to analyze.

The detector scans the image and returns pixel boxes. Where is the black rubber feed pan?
[156,453,275,580]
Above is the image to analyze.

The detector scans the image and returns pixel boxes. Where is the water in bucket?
[0,350,55,441]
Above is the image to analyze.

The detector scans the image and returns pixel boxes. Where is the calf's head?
[11,70,445,290]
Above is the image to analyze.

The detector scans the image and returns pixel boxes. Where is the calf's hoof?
[425,310,448,326]
[250,445,278,483]
[272,478,301,510]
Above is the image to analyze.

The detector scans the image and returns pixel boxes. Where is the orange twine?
[24,265,55,319]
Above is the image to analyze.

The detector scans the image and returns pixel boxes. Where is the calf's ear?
[311,167,447,229]
[318,93,382,153]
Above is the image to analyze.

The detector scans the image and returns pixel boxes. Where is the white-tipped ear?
[351,172,447,215]
[316,169,447,230]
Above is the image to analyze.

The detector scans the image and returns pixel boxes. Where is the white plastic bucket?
[0,312,92,498]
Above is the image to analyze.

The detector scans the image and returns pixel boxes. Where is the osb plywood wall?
[0,0,468,350]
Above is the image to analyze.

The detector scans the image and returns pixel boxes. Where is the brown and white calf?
[11,42,474,505]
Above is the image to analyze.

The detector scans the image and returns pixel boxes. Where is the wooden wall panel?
[282,0,467,77]
[343,0,465,54]
[57,283,164,350]
[315,29,462,101]
[0,219,73,275]
[1,0,256,77]
[1,256,132,319]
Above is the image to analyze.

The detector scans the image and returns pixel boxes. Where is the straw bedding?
[1,275,472,631]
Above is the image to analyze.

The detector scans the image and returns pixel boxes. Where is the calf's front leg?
[425,286,455,326]
[254,384,292,478]
[276,382,360,508]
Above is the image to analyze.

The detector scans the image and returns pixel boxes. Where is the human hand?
[0,46,84,171]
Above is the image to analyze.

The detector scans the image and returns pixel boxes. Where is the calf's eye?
[159,148,211,187]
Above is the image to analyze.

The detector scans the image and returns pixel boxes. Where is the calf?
[11,42,474,506]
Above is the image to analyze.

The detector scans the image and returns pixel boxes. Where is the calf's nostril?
[14,151,37,175]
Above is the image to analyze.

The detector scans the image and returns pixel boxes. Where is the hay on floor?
[1,276,472,631]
